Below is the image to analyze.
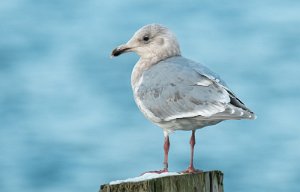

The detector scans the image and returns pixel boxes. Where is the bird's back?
[133,56,255,131]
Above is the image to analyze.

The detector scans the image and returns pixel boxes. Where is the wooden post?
[100,170,223,192]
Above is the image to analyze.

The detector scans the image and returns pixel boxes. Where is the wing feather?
[135,56,255,123]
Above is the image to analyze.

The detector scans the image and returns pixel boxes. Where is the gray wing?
[135,56,255,123]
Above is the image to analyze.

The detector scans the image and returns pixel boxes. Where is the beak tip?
[111,48,121,57]
[111,45,131,58]
[110,50,117,58]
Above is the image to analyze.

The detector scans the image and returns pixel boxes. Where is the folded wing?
[135,57,255,123]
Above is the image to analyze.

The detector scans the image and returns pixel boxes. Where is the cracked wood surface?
[100,170,223,192]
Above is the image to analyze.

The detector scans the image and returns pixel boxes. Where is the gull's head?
[111,24,181,60]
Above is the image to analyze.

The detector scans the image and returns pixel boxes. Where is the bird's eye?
[143,35,150,42]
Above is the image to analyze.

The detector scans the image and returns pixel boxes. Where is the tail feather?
[208,105,256,120]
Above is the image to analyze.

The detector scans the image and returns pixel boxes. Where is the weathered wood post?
[100,170,223,192]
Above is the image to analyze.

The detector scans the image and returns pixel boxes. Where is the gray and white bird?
[111,24,255,173]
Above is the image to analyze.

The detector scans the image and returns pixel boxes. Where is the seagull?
[111,24,255,173]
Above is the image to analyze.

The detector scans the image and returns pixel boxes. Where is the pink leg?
[182,130,201,173]
[141,135,169,175]
[163,135,170,171]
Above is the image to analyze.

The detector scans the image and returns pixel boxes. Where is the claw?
[181,166,202,174]
[141,168,168,175]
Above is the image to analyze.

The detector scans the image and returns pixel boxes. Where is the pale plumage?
[134,56,254,131]
[111,24,255,173]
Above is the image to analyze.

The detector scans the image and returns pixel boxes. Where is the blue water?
[1,0,300,191]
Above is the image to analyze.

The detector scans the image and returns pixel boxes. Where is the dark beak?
[111,44,131,57]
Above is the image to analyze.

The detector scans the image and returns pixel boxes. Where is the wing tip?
[223,105,256,120]
[248,112,257,120]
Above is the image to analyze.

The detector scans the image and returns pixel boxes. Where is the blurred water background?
[1,0,300,191]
